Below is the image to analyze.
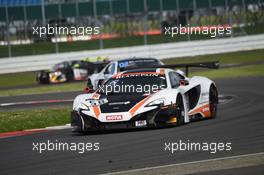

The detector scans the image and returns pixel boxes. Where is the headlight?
[146,98,165,107]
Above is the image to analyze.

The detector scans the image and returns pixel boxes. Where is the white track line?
[103,152,264,175]
[0,94,232,107]
[0,99,73,107]
[44,123,72,130]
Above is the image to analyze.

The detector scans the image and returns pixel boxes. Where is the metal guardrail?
[0,34,264,74]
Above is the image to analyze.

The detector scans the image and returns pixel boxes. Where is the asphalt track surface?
[0,91,81,110]
[0,77,264,174]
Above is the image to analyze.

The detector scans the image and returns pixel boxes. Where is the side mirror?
[84,87,94,93]
[179,79,189,86]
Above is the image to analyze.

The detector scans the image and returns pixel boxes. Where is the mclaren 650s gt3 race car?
[86,57,164,90]
[71,61,219,132]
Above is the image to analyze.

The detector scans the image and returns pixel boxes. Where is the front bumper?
[71,105,178,132]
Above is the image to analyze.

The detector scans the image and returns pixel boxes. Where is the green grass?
[0,107,71,133]
[0,71,37,88]
[163,49,264,65]
[189,64,264,79]
[0,82,85,97]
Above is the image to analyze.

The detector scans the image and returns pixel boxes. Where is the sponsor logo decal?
[106,115,123,121]
[135,120,147,127]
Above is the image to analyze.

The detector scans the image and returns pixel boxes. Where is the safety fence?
[0,33,263,74]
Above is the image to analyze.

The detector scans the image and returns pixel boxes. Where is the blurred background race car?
[86,57,164,90]
[36,57,109,84]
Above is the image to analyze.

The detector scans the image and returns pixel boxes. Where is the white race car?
[86,58,164,91]
[71,62,219,132]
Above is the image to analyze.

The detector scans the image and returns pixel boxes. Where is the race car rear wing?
[158,61,220,76]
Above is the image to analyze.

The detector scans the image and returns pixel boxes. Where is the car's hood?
[98,93,147,113]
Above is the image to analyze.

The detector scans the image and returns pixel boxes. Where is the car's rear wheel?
[176,95,185,126]
[37,71,50,84]
[209,85,218,118]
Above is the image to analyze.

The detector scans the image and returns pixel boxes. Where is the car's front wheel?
[176,95,185,126]
[209,85,218,118]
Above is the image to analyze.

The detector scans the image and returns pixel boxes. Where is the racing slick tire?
[36,71,50,84]
[65,70,74,82]
[209,85,218,118]
[176,95,185,126]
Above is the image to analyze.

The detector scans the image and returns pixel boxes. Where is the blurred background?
[0,0,263,58]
